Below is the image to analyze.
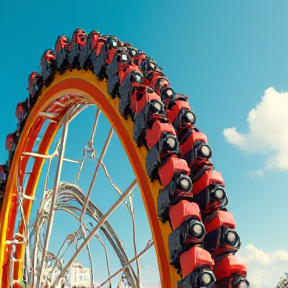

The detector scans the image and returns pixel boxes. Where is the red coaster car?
[55,35,71,73]
[6,133,17,152]
[180,128,213,177]
[179,246,215,288]
[40,49,56,85]
[157,174,193,223]
[6,132,18,166]
[90,35,108,70]
[160,87,188,109]
[79,30,101,69]
[213,254,249,288]
[168,200,206,270]
[140,58,163,79]
[192,169,228,213]
[27,72,43,107]
[124,43,139,63]
[15,102,28,123]
[145,119,180,180]
[141,59,170,95]
[166,99,196,133]
[204,210,241,256]
[15,101,29,136]
[0,165,7,184]
[132,87,165,146]
[152,76,170,95]
[106,48,132,97]
[118,64,144,117]
[94,35,120,80]
[158,155,190,188]
[68,28,87,69]
[132,50,147,66]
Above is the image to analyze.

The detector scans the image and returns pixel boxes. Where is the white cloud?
[248,169,265,178]
[238,243,288,288]
[223,87,288,171]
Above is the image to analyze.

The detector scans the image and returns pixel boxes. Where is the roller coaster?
[0,28,250,288]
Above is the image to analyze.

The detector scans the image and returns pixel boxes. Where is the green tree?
[276,273,288,288]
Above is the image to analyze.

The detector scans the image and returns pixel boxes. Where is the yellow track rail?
[0,70,180,287]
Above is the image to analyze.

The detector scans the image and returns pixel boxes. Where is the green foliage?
[276,273,288,288]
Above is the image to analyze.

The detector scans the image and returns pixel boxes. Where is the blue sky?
[1,1,288,287]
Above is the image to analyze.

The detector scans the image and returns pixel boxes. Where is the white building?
[66,261,92,288]
[41,259,92,288]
